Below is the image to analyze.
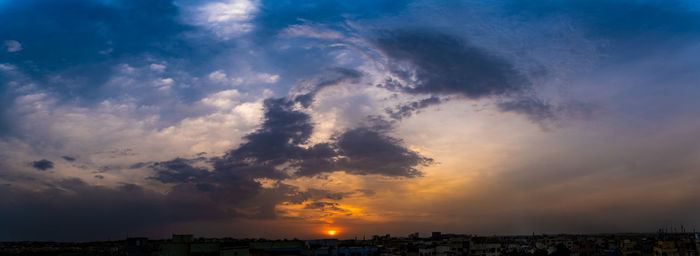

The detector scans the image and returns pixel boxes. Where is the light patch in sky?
[4,40,22,52]
[257,73,279,84]
[282,25,345,40]
[149,63,167,72]
[194,0,259,39]
[0,63,16,71]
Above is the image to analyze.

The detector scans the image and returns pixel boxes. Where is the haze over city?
[1,0,700,242]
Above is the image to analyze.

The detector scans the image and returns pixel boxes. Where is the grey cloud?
[287,188,350,204]
[225,98,313,169]
[294,117,433,178]
[149,158,211,184]
[61,156,76,162]
[373,29,602,124]
[498,97,557,124]
[386,96,442,120]
[143,98,431,222]
[372,30,590,123]
[151,98,432,184]
[499,97,600,126]
[129,162,150,169]
[304,201,347,212]
[0,178,227,241]
[332,123,432,177]
[375,30,529,99]
[294,67,364,107]
[145,99,313,216]
[31,159,54,171]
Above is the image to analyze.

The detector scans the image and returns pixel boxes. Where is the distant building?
[221,247,251,256]
[160,234,219,256]
[125,237,152,256]
[654,241,678,256]
[250,240,305,256]
[470,242,501,256]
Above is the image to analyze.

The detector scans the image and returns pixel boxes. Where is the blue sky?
[1,0,700,241]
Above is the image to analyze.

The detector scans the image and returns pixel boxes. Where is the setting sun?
[328,230,336,235]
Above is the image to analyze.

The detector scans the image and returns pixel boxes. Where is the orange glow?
[328,230,336,235]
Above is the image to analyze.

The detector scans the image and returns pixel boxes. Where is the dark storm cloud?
[372,30,577,123]
[332,123,432,177]
[149,158,261,204]
[31,159,54,171]
[374,30,529,99]
[225,98,313,169]
[142,98,430,222]
[216,98,430,178]
[386,96,442,120]
[149,158,211,184]
[0,178,227,241]
[141,97,430,224]
[146,98,312,210]
[150,98,431,183]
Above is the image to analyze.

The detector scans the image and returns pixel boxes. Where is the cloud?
[31,159,54,171]
[149,97,432,203]
[331,121,433,177]
[374,30,529,99]
[208,70,229,83]
[385,96,442,120]
[293,116,433,178]
[257,73,279,83]
[498,97,556,124]
[149,157,211,184]
[304,201,347,212]
[61,156,76,162]
[192,0,259,39]
[294,68,363,107]
[371,30,586,123]
[0,178,228,241]
[149,63,166,72]
[0,63,16,71]
[218,98,314,177]
[0,0,192,105]
[281,24,344,40]
[4,40,21,52]
[498,97,600,127]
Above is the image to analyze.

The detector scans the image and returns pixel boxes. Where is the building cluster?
[1,232,698,256]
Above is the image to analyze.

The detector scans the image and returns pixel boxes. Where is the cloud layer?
[2,0,700,241]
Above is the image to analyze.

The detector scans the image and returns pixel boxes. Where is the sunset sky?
[2,0,700,241]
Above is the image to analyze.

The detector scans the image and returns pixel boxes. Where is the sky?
[1,0,700,241]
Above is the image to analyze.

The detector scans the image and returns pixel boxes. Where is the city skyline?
[2,0,700,241]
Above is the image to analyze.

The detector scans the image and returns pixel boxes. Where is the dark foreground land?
[1,232,698,256]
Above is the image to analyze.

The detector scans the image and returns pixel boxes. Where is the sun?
[328,230,336,235]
